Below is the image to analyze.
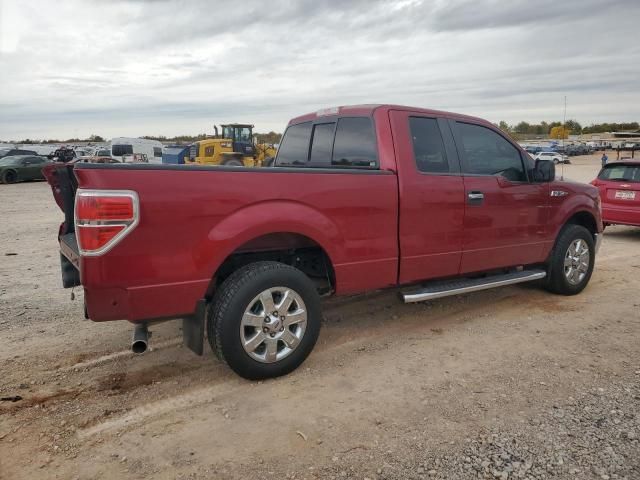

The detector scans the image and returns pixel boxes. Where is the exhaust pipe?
[131,323,149,354]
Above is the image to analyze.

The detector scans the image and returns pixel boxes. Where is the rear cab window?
[275,116,378,169]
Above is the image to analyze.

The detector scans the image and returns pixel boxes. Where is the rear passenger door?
[390,110,465,284]
[450,121,549,274]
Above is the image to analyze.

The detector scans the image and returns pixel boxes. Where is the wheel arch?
[205,232,337,299]
[546,209,599,263]
[202,201,343,298]
[564,210,598,238]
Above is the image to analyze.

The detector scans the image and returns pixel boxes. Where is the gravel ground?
[1,153,639,480]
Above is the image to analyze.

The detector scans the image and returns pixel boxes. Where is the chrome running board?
[401,269,547,303]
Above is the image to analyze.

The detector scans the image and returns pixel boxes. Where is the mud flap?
[182,299,207,356]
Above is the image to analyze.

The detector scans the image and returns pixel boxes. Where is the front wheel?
[207,261,321,379]
[1,170,18,184]
[544,224,595,295]
[223,158,244,167]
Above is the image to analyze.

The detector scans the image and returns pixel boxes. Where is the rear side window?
[331,117,377,167]
[409,117,449,173]
[309,123,335,166]
[112,144,133,156]
[599,164,640,182]
[276,122,312,166]
[153,147,162,157]
[457,123,526,182]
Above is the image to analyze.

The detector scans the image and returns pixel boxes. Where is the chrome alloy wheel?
[564,238,590,285]
[240,287,307,363]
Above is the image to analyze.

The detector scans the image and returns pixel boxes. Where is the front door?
[390,111,465,284]
[450,120,550,274]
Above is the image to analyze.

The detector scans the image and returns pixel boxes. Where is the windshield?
[0,149,10,157]
[599,164,640,182]
[0,157,19,166]
[236,127,252,142]
[222,126,252,142]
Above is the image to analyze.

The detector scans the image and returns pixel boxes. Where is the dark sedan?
[0,155,51,184]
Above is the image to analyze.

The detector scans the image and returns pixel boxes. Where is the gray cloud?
[0,0,639,140]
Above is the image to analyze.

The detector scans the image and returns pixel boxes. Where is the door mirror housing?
[532,159,555,182]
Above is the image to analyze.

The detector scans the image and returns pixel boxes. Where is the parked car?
[524,146,537,154]
[71,156,120,164]
[92,147,112,157]
[0,155,51,183]
[591,160,640,227]
[0,148,37,159]
[534,151,570,164]
[43,104,603,380]
[48,147,77,163]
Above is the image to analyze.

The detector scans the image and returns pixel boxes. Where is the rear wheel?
[1,170,18,184]
[207,261,321,379]
[544,224,595,295]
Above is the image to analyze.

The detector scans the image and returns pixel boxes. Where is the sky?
[0,0,639,140]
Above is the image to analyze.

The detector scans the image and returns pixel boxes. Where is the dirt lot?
[1,153,639,480]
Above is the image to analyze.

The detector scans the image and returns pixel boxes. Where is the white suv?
[534,151,570,165]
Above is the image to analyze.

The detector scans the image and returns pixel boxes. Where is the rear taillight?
[75,190,139,256]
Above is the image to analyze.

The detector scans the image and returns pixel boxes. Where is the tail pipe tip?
[131,324,150,354]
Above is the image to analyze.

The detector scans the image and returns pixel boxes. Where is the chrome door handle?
[467,192,484,200]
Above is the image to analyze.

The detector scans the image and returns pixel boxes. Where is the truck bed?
[52,163,400,321]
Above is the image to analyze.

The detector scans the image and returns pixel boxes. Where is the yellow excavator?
[186,124,277,167]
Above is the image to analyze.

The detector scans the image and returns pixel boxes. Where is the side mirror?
[533,159,555,182]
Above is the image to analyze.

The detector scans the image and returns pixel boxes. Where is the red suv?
[592,160,640,227]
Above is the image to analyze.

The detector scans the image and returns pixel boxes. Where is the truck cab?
[221,124,256,158]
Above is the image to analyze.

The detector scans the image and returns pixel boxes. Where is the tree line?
[497,120,639,137]
[3,131,284,145]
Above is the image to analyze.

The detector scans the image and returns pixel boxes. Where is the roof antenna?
[561,95,566,181]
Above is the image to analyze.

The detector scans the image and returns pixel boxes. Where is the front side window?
[309,123,335,166]
[275,122,312,166]
[409,117,449,173]
[237,127,252,142]
[457,123,526,182]
[331,117,377,167]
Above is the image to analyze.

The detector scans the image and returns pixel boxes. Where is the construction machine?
[187,124,277,167]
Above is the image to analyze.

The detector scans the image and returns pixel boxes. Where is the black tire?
[1,170,18,184]
[544,224,595,295]
[223,158,244,167]
[553,158,560,165]
[207,261,321,380]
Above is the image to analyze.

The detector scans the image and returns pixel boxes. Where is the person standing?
[601,151,608,168]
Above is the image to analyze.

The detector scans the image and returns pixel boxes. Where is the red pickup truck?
[44,105,603,379]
